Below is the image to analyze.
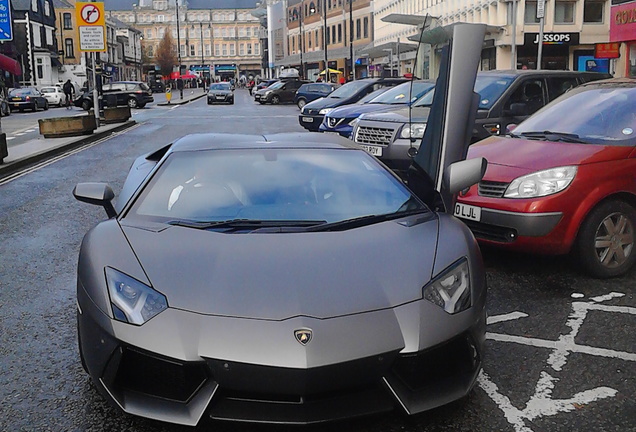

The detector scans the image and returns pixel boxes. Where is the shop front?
[518,33,580,70]
[214,64,237,81]
[610,0,636,76]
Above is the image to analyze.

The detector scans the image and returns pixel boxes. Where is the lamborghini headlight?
[319,108,334,115]
[105,267,168,325]
[423,258,471,314]
[400,123,427,139]
[504,166,577,198]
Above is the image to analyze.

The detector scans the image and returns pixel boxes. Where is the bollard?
[0,132,7,164]
[166,88,172,104]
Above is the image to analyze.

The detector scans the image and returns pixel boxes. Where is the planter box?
[103,106,131,124]
[39,115,97,138]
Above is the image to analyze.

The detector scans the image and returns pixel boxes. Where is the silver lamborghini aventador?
[73,24,489,426]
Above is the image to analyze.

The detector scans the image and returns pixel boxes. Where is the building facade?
[106,0,263,81]
[278,0,374,81]
[4,0,60,87]
[373,0,613,76]
[610,0,636,76]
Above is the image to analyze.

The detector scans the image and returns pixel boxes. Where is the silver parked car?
[73,24,489,426]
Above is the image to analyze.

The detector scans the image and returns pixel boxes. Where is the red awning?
[0,53,21,75]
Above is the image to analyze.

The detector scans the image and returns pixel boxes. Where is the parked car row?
[296,69,634,278]
[75,81,154,110]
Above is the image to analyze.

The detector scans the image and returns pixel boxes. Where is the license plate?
[302,117,314,123]
[216,96,225,99]
[360,145,382,156]
[454,203,482,222]
[12,98,21,101]
[254,95,260,99]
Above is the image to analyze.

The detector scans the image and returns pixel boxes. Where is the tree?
[155,31,177,78]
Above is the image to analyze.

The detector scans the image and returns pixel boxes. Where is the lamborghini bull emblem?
[294,329,313,346]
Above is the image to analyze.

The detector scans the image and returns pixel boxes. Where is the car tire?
[82,100,91,111]
[297,98,307,109]
[43,100,49,110]
[575,200,636,278]
[271,95,280,105]
[138,103,146,109]
[207,100,212,105]
[127,98,139,109]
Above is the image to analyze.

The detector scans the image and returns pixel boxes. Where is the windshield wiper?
[305,209,428,232]
[166,219,326,230]
[519,131,589,144]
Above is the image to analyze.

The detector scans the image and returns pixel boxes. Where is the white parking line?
[6,136,15,140]
[482,292,635,431]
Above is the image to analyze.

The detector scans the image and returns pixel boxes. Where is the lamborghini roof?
[170,133,360,153]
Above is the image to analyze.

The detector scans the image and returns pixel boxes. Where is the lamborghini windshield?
[128,148,427,225]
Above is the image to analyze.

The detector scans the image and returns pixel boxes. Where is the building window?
[326,27,330,45]
[363,17,369,38]
[315,30,319,47]
[230,44,235,55]
[190,44,195,56]
[205,44,211,56]
[255,43,260,55]
[215,44,220,56]
[555,2,575,23]
[65,38,74,58]
[222,44,227,55]
[239,43,245,55]
[44,0,50,15]
[247,43,252,55]
[331,26,336,44]
[31,0,37,12]
[46,27,53,45]
[524,1,540,24]
[356,19,361,39]
[338,24,342,43]
[583,0,604,23]
[63,13,72,29]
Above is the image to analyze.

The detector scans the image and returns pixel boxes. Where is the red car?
[455,78,636,278]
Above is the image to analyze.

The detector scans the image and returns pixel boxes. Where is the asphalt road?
[0,89,634,432]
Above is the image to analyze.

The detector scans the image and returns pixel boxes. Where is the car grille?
[462,219,518,243]
[354,126,395,146]
[391,334,480,392]
[478,181,509,198]
[113,347,209,403]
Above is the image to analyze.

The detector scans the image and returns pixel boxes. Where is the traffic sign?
[0,0,13,41]
[536,0,545,19]
[76,2,106,52]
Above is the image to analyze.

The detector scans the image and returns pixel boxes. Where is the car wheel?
[43,100,49,110]
[271,95,280,105]
[82,100,91,111]
[127,98,138,108]
[575,200,636,278]
[207,99,211,105]
[297,98,307,109]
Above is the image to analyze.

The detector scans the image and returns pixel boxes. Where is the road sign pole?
[536,0,545,70]
[91,52,99,125]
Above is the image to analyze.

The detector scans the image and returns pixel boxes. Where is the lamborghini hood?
[120,217,438,321]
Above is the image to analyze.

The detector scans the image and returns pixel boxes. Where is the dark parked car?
[352,70,611,173]
[254,79,309,104]
[299,78,407,132]
[294,82,336,109]
[8,87,49,112]
[77,81,154,110]
[254,79,279,93]
[149,81,165,93]
[207,82,234,105]
[320,80,435,137]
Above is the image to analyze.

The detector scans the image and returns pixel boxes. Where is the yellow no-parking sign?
[76,2,106,52]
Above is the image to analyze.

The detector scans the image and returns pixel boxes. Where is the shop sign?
[610,2,636,42]
[215,64,236,73]
[524,33,580,45]
[595,42,621,58]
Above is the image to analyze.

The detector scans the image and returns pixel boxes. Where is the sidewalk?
[156,89,207,106]
[0,120,137,180]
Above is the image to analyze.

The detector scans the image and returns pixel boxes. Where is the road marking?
[15,133,25,136]
[6,136,14,140]
[487,312,528,325]
[482,292,634,431]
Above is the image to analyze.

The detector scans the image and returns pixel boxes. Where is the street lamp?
[175,0,183,99]
[299,5,305,79]
[138,35,143,81]
[192,22,210,89]
[323,0,327,75]
[382,48,393,77]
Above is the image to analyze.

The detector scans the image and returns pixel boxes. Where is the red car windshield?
[514,85,636,146]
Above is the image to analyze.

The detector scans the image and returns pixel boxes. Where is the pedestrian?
[62,79,75,109]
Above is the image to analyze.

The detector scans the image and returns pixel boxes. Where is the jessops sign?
[524,33,580,45]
